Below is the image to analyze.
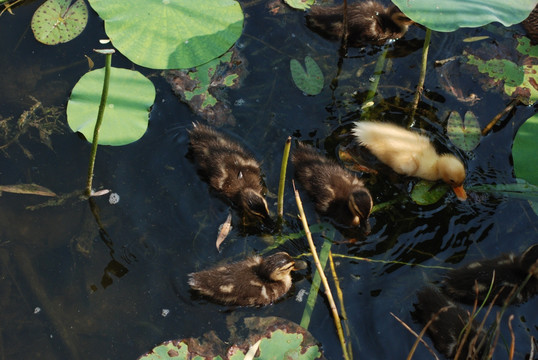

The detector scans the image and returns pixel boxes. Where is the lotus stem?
[409,27,431,127]
[85,52,112,197]
[293,181,351,360]
[362,45,389,111]
[277,136,292,220]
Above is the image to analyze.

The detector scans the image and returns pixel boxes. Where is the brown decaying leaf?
[0,183,56,197]
[216,212,233,251]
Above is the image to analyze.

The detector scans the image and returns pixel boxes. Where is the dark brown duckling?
[442,244,538,306]
[306,1,414,47]
[413,287,486,359]
[188,252,297,306]
[522,4,538,45]
[188,123,271,225]
[292,143,373,232]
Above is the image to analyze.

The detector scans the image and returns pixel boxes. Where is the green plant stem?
[408,27,431,127]
[85,53,112,197]
[277,136,292,220]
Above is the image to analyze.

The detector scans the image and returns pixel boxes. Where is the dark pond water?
[0,0,537,359]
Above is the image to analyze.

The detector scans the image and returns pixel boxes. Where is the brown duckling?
[442,244,538,306]
[413,287,486,359]
[306,1,414,47]
[292,143,373,232]
[522,4,538,45]
[352,121,467,201]
[188,252,297,306]
[188,123,271,225]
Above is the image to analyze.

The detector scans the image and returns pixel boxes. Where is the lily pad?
[447,111,481,151]
[67,67,155,146]
[284,0,314,10]
[411,180,449,205]
[31,0,88,45]
[513,114,538,186]
[290,56,324,95]
[393,0,538,32]
[87,0,244,69]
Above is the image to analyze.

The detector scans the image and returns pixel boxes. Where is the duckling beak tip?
[452,185,467,201]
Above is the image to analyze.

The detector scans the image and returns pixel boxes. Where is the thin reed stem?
[408,27,431,127]
[277,136,292,220]
[329,250,353,358]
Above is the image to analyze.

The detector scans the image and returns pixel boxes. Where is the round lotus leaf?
[87,0,244,69]
[513,114,538,186]
[31,0,88,45]
[67,67,155,146]
[447,110,481,151]
[290,56,324,95]
[393,0,538,32]
[411,180,449,205]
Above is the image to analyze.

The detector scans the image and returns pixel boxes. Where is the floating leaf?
[393,0,537,32]
[0,183,56,197]
[290,56,324,95]
[67,67,155,146]
[31,0,88,45]
[469,179,538,215]
[447,111,481,151]
[411,180,449,205]
[87,0,244,69]
[284,0,314,10]
[512,113,538,186]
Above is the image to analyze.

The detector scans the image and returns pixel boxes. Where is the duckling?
[188,252,297,306]
[442,244,538,306]
[188,123,271,225]
[306,1,414,47]
[352,121,467,200]
[413,287,486,359]
[522,4,538,45]
[292,143,373,232]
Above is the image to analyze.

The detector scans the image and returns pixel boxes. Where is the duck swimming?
[413,287,486,359]
[442,244,538,306]
[292,142,373,232]
[306,1,414,47]
[188,123,272,225]
[188,252,297,306]
[352,121,467,200]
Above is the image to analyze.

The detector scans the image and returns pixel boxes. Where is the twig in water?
[481,98,521,136]
[329,250,353,358]
[508,315,515,360]
[408,27,432,127]
[277,137,292,221]
[397,308,445,360]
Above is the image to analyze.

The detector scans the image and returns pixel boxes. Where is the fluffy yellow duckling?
[188,123,272,224]
[442,244,538,306]
[306,1,414,46]
[352,121,467,200]
[292,143,373,232]
[188,252,297,306]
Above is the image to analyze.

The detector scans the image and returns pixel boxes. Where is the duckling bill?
[306,1,414,47]
[188,252,297,306]
[442,244,538,306]
[188,123,271,225]
[352,121,467,201]
[292,143,373,232]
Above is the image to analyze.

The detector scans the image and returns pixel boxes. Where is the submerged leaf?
[31,0,88,45]
[512,114,538,186]
[290,56,324,95]
[447,110,481,151]
[216,212,232,252]
[411,180,449,205]
[0,183,56,197]
[284,0,314,10]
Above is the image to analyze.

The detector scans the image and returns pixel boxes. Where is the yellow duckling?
[188,123,272,224]
[413,287,486,359]
[352,121,467,200]
[306,1,414,47]
[442,244,538,306]
[292,143,373,232]
[188,252,297,306]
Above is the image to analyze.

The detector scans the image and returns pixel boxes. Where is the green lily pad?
[290,56,324,95]
[411,180,449,205]
[87,0,244,69]
[31,0,88,45]
[67,67,155,146]
[513,114,538,186]
[393,0,538,32]
[447,111,481,151]
[284,0,314,10]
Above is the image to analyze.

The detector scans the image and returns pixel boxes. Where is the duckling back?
[188,123,270,221]
[292,143,372,228]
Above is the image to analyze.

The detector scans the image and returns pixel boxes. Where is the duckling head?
[437,154,467,201]
[388,6,414,29]
[258,252,296,282]
[348,189,373,233]
[240,188,271,223]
